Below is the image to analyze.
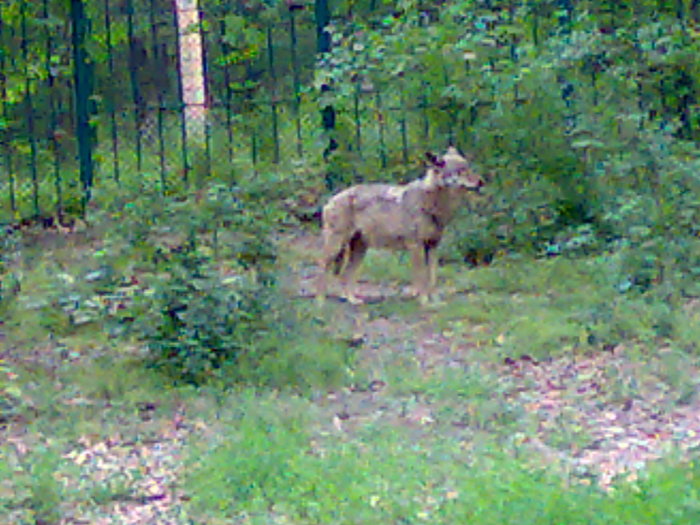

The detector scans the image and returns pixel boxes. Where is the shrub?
[131,244,349,388]
[133,246,276,384]
[111,184,349,388]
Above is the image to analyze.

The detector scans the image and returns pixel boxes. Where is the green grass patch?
[359,251,415,284]
[185,395,700,524]
[433,254,699,360]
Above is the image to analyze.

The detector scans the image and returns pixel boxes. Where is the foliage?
[131,245,278,384]
[90,184,344,388]
[131,245,350,388]
[314,0,700,285]
[25,446,64,524]
[1,443,65,524]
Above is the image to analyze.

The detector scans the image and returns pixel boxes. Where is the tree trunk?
[70,0,95,210]
[174,0,206,146]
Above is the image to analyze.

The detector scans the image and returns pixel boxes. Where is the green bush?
[133,246,276,383]
[102,184,349,388]
[132,244,350,388]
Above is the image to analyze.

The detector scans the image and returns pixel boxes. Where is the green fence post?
[443,65,455,145]
[125,0,143,173]
[103,0,120,183]
[43,0,63,219]
[316,0,336,164]
[149,0,168,192]
[289,4,303,158]
[20,3,40,217]
[199,7,213,183]
[251,123,258,166]
[267,24,280,164]
[399,81,408,164]
[421,81,430,141]
[70,0,95,209]
[354,79,362,157]
[375,90,387,169]
[219,18,235,165]
[0,17,16,218]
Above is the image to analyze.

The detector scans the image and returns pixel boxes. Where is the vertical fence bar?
[375,90,387,169]
[316,0,336,163]
[462,59,472,149]
[43,0,63,219]
[443,66,455,145]
[421,81,430,141]
[399,83,409,164]
[70,0,95,209]
[0,17,16,217]
[103,0,120,183]
[1,148,15,218]
[219,18,234,165]
[289,6,303,158]
[198,4,213,181]
[250,125,258,166]
[125,0,143,173]
[354,80,362,157]
[20,3,40,217]
[267,25,280,164]
[149,0,167,191]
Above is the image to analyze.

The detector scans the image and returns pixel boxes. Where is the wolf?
[317,147,485,304]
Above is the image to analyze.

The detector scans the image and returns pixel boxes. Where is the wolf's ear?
[425,152,445,168]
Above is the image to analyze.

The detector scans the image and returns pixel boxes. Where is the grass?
[3,203,700,522]
[424,253,696,360]
[184,392,700,524]
[322,247,658,360]
[0,351,184,522]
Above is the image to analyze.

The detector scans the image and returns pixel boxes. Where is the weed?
[23,446,63,524]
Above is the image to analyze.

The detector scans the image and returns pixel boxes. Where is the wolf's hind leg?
[339,233,368,304]
[317,231,349,303]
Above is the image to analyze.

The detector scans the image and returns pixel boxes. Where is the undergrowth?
[433,253,700,361]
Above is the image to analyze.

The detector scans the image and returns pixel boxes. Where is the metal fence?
[0,0,465,224]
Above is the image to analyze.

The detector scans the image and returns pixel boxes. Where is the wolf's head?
[426,147,485,192]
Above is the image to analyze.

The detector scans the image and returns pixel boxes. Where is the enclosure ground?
[1,227,699,523]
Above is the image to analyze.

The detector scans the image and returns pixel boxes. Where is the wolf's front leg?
[409,244,431,303]
[425,246,440,302]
